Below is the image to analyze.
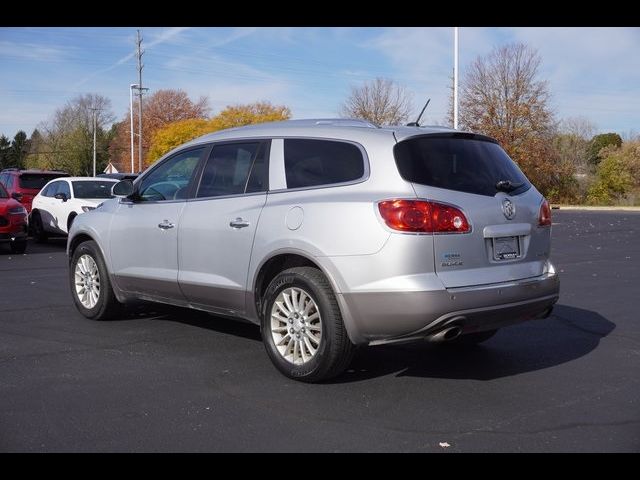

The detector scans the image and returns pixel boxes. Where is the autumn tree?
[340,77,413,126]
[553,116,597,174]
[147,101,291,163]
[147,118,211,163]
[458,43,574,200]
[109,89,210,172]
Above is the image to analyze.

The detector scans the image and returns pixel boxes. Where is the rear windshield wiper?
[495,179,524,192]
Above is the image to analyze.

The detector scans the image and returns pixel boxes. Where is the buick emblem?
[502,198,516,220]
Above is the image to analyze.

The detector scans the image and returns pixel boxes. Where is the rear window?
[284,139,364,189]
[19,173,68,190]
[72,181,116,199]
[394,134,531,197]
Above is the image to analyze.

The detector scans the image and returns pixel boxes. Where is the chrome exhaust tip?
[427,325,463,343]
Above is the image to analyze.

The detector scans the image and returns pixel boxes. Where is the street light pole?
[130,83,139,173]
[453,27,459,130]
[93,110,97,177]
[90,107,100,177]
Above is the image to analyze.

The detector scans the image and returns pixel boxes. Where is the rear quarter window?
[19,174,68,190]
[284,139,365,189]
[394,134,531,197]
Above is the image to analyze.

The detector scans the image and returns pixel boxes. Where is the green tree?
[587,133,622,168]
[0,135,10,169]
[5,131,29,169]
[586,141,640,205]
[36,94,115,175]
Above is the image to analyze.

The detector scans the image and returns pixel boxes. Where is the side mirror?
[54,192,68,202]
[11,192,23,201]
[112,179,135,198]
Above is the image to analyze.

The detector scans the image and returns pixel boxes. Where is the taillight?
[538,199,552,226]
[378,199,470,234]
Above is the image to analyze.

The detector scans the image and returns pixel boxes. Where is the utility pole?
[130,84,139,173]
[136,29,145,173]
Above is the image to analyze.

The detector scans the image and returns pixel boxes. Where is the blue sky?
[1,27,639,139]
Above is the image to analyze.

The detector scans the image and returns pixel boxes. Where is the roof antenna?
[406,98,431,127]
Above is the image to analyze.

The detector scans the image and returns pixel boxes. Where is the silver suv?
[68,119,560,382]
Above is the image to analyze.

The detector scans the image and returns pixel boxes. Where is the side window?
[196,143,260,198]
[283,139,365,189]
[45,181,61,197]
[0,174,6,188]
[58,182,71,198]
[138,147,204,202]
[245,143,269,194]
[41,183,54,197]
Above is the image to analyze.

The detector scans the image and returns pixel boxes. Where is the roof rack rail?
[313,118,379,128]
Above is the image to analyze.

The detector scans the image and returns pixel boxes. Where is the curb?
[552,205,640,212]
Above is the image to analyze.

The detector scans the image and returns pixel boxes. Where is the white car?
[30,177,118,241]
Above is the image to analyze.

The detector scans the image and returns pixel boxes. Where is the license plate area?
[492,236,521,260]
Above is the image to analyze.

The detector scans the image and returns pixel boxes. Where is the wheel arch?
[250,250,359,344]
[67,211,78,232]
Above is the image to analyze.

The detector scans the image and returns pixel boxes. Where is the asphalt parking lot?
[0,210,638,452]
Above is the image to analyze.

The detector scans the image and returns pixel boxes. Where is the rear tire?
[10,240,27,254]
[31,211,48,243]
[445,329,498,346]
[261,267,354,383]
[69,240,122,320]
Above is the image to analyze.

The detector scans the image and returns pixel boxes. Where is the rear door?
[394,133,550,288]
[178,140,269,316]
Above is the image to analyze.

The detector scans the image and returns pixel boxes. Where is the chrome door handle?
[158,220,175,230]
[229,218,250,229]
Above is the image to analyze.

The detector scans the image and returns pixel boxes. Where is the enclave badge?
[502,198,516,220]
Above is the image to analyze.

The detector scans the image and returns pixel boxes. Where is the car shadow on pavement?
[116,301,263,342]
[333,304,615,383]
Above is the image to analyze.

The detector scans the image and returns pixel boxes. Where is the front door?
[109,147,206,301]
[178,141,269,316]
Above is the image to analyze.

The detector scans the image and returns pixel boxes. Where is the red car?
[0,169,70,214]
[0,182,28,254]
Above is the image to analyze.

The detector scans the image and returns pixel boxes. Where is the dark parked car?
[97,173,139,181]
[0,169,70,213]
[0,182,28,254]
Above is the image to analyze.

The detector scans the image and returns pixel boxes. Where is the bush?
[586,142,640,205]
[587,133,622,168]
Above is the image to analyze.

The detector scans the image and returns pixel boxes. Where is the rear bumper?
[338,272,560,345]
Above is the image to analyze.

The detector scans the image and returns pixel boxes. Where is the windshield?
[72,181,116,199]
[0,183,8,199]
[19,173,68,190]
[394,134,531,197]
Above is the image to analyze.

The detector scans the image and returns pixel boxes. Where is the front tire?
[31,211,48,243]
[10,240,27,254]
[261,267,354,383]
[69,240,122,320]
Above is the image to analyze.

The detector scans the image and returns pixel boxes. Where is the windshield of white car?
[72,181,116,199]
